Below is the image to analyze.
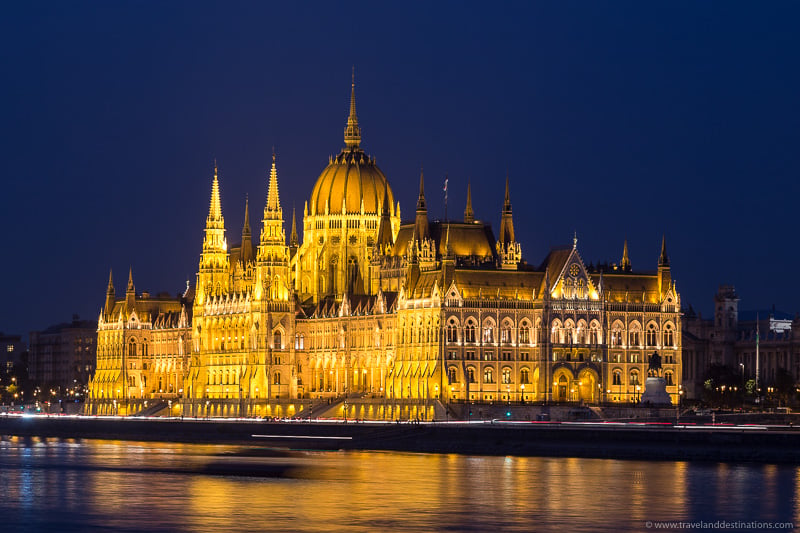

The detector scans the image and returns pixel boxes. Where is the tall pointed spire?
[240,195,253,264]
[343,67,361,149]
[415,167,429,240]
[104,269,115,317]
[265,151,282,218]
[464,181,474,223]
[376,185,394,252]
[208,160,223,222]
[127,266,134,293]
[621,239,631,271]
[659,234,669,267]
[290,204,299,247]
[498,175,515,245]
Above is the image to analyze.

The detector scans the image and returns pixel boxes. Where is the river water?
[0,437,797,532]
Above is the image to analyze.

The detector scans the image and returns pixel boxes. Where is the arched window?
[576,278,585,299]
[590,321,601,345]
[629,323,641,347]
[482,323,494,344]
[551,321,561,344]
[273,372,281,385]
[520,368,530,384]
[611,322,623,347]
[465,321,476,343]
[502,368,512,384]
[484,367,494,383]
[446,321,458,343]
[564,321,575,344]
[467,367,476,383]
[630,370,640,386]
[563,278,574,299]
[663,324,674,347]
[500,322,513,344]
[519,323,531,344]
[576,320,587,344]
[646,323,658,347]
[665,370,674,386]
[448,366,458,383]
[274,331,282,349]
[613,369,622,386]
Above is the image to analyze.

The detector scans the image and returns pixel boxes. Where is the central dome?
[310,148,394,216]
[309,76,394,216]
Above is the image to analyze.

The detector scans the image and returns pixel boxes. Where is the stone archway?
[552,368,574,403]
[577,368,599,404]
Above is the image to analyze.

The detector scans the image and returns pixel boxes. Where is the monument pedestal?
[640,377,672,406]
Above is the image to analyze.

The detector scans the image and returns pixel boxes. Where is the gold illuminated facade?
[87,79,682,417]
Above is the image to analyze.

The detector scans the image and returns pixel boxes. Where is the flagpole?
[443,174,448,223]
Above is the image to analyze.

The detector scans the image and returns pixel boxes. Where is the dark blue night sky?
[2,2,799,336]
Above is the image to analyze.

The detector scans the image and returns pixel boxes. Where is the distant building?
[682,285,800,400]
[0,333,26,377]
[29,316,98,391]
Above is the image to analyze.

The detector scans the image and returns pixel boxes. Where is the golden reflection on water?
[0,438,797,532]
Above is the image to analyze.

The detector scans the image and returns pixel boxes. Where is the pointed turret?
[620,239,631,271]
[343,67,361,149]
[376,185,394,253]
[414,168,429,241]
[240,195,253,264]
[104,269,115,317]
[498,175,515,245]
[658,234,672,296]
[290,205,299,247]
[464,181,474,223]
[265,152,282,219]
[208,160,223,223]
[659,234,669,267]
[126,267,135,311]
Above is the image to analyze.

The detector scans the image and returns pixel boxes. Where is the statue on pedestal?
[641,350,672,406]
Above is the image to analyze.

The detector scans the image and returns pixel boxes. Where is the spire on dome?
[621,239,631,271]
[415,168,429,241]
[464,180,474,223]
[343,67,361,149]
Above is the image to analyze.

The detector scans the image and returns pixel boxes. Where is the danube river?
[0,437,797,532]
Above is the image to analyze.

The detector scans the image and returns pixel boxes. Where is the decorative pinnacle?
[344,67,361,148]
[573,231,578,249]
[242,194,251,235]
[265,151,281,214]
[621,239,631,270]
[107,269,114,293]
[659,234,669,267]
[417,167,426,210]
[464,180,474,223]
[208,160,223,221]
[127,266,134,292]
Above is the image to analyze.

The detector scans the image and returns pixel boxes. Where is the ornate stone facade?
[87,79,682,417]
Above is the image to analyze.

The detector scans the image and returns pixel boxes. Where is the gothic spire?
[107,269,114,294]
[498,175,515,244]
[659,234,669,267]
[264,151,282,219]
[464,180,474,223]
[621,239,631,271]
[127,266,134,293]
[376,185,394,252]
[241,195,253,264]
[208,160,223,222]
[415,168,429,240]
[290,204,299,247]
[343,67,361,149]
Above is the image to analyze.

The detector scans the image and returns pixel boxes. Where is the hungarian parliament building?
[87,80,682,418]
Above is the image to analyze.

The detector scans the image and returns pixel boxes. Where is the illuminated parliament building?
[87,80,682,418]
